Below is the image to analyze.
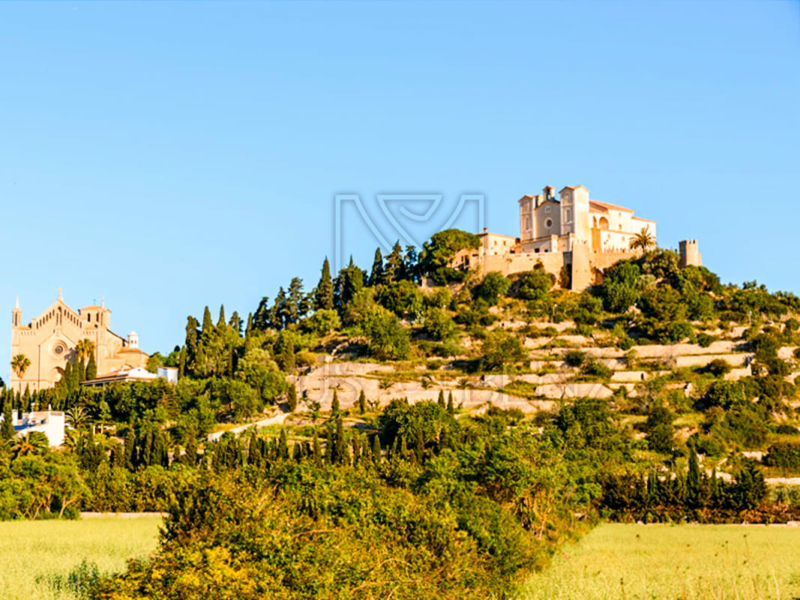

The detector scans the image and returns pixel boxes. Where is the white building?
[1,410,66,447]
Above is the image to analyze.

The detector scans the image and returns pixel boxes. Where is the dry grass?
[518,523,800,600]
[0,516,161,600]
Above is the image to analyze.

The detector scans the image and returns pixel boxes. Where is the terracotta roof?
[631,216,656,223]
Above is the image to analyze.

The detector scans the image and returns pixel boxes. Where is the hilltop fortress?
[454,185,701,290]
[10,291,149,393]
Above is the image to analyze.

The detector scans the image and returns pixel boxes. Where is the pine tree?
[369,248,384,286]
[384,241,405,283]
[357,390,366,415]
[331,389,340,414]
[86,353,97,381]
[437,390,445,408]
[315,258,334,310]
[447,391,454,415]
[1,401,14,441]
[287,385,298,412]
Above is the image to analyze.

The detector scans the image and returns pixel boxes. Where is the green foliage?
[764,441,800,471]
[362,308,411,360]
[478,330,527,372]
[376,280,424,319]
[643,405,675,454]
[513,265,555,300]
[473,272,511,305]
[423,307,456,341]
[418,229,480,285]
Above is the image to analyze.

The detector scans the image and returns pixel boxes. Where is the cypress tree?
[287,385,298,412]
[62,361,73,390]
[335,417,346,464]
[201,306,214,337]
[447,391,454,415]
[315,258,334,311]
[710,468,720,506]
[86,353,97,381]
[331,389,340,415]
[184,431,198,467]
[687,447,701,507]
[400,436,409,461]
[312,430,322,466]
[371,435,381,463]
[217,305,226,329]
[369,248,384,286]
[178,346,187,378]
[77,358,86,383]
[358,390,366,415]
[1,401,14,441]
[281,338,296,373]
[123,429,136,470]
[437,390,445,408]
[278,428,290,460]
[351,435,361,464]
[414,427,425,464]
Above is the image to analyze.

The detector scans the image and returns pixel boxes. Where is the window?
[535,248,540,253]
[545,218,553,228]
[524,217,531,230]
[545,206,551,214]
[565,208,571,222]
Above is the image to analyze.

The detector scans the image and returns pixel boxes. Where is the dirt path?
[207,411,288,443]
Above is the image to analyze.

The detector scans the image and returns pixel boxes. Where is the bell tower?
[12,297,21,327]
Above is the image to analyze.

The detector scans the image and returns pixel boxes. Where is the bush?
[362,308,411,360]
[704,359,732,378]
[563,350,587,368]
[697,333,716,348]
[478,331,527,372]
[764,441,800,471]
[423,307,456,341]
[579,358,613,381]
[473,272,511,306]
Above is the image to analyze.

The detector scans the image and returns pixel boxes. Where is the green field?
[0,517,161,600]
[519,523,800,600]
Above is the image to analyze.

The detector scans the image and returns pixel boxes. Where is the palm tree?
[11,354,31,380]
[66,406,88,430]
[12,431,49,459]
[75,339,96,362]
[629,226,656,252]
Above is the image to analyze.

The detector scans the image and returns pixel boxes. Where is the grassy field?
[0,516,161,600]
[518,523,800,600]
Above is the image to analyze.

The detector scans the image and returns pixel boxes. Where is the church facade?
[10,291,148,393]
[454,185,699,290]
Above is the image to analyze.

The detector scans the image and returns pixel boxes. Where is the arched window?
[599,217,609,230]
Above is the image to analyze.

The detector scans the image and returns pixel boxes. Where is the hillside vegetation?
[2,230,800,598]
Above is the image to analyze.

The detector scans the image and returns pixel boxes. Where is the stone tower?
[679,239,702,268]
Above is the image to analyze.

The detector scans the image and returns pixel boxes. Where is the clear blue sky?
[1,1,798,382]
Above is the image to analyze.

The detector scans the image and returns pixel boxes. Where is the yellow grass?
[518,523,800,600]
[0,516,161,600]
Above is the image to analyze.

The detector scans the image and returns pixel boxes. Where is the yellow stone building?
[10,291,148,393]
[454,184,700,290]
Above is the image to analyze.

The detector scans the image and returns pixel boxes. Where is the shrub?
[704,358,732,378]
[423,307,456,341]
[697,333,716,348]
[764,441,800,470]
[362,308,411,360]
[563,350,587,368]
[473,272,511,306]
[478,331,527,372]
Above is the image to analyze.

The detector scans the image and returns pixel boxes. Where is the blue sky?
[1,1,798,381]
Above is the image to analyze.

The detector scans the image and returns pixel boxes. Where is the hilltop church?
[454,185,700,290]
[10,291,149,393]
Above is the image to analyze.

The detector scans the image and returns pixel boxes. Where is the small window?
[535,248,540,253]
[545,206,551,214]
[565,208,571,222]
[545,218,553,228]
[87,313,91,322]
